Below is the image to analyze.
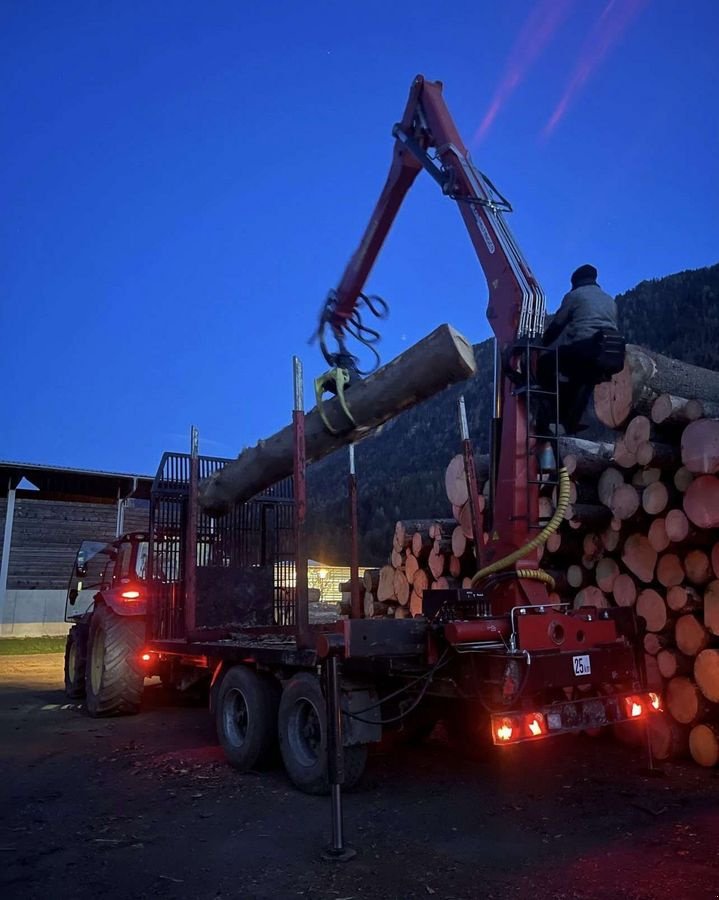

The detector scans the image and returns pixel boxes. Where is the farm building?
[0,462,152,636]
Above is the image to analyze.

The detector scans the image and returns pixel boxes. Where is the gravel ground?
[1,654,719,900]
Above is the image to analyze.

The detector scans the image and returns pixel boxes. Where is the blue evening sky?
[2,0,717,475]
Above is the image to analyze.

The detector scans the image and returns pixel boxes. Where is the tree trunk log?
[651,394,704,425]
[574,586,609,609]
[665,509,690,543]
[684,475,719,528]
[657,648,692,679]
[405,553,419,583]
[650,715,688,761]
[642,481,669,515]
[199,324,477,513]
[648,517,670,553]
[559,438,615,477]
[595,557,620,593]
[656,553,684,588]
[393,569,410,607]
[428,548,446,580]
[445,454,469,507]
[451,526,467,559]
[621,534,657,583]
[674,467,694,493]
[598,468,625,509]
[689,723,719,767]
[593,344,719,430]
[675,613,710,657]
[683,548,712,586]
[613,573,638,607]
[644,632,669,655]
[706,580,719,635]
[694,649,719,703]
[377,565,396,603]
[636,589,668,632]
[681,419,719,474]
[363,568,380,593]
[666,677,709,726]
[667,584,702,613]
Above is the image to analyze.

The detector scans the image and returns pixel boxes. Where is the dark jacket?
[543,283,618,348]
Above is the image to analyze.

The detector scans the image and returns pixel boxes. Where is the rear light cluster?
[492,712,547,744]
[491,692,662,745]
[120,590,142,600]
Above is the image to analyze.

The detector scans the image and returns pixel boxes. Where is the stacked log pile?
[548,347,719,769]
[369,345,719,768]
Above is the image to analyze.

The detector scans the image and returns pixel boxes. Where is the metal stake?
[293,356,310,646]
[185,425,199,637]
[457,396,485,569]
[348,445,361,619]
[322,652,356,861]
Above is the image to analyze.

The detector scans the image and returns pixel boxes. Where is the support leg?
[322,654,356,861]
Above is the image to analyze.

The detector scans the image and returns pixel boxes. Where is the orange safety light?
[120,590,142,600]
[494,717,514,742]
[525,713,546,737]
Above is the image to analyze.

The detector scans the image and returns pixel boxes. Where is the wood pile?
[365,345,719,768]
[544,352,719,768]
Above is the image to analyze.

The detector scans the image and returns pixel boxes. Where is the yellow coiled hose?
[470,466,571,591]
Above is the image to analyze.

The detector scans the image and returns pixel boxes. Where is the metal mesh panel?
[149,453,295,638]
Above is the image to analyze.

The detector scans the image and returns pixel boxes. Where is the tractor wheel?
[84,604,144,717]
[215,666,280,771]
[64,625,87,699]
[277,672,367,795]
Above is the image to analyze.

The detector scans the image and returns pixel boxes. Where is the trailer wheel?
[215,666,279,772]
[85,604,144,717]
[64,626,86,699]
[278,672,367,795]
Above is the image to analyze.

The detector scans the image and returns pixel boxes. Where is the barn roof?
[0,460,153,501]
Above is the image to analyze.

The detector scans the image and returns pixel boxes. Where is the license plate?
[572,654,591,677]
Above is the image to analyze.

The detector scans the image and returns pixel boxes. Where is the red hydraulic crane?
[316,74,563,613]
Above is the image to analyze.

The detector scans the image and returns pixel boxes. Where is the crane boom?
[320,75,554,609]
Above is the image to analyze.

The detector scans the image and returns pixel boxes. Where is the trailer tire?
[64,626,86,699]
[85,604,144,717]
[278,672,367,795]
[215,666,279,772]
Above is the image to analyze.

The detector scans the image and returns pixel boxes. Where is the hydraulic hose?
[470,466,571,589]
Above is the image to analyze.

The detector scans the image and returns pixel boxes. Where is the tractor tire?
[85,604,144,717]
[278,672,367,795]
[64,625,87,699]
[215,665,280,772]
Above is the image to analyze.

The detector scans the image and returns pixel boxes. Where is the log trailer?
[64,76,659,849]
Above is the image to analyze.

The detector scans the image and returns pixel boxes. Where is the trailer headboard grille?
[149,452,296,639]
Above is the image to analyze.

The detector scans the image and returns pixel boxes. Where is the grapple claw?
[314,367,356,435]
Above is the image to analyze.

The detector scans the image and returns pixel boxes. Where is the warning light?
[624,695,644,719]
[141,652,152,662]
[494,717,514,742]
[120,590,141,600]
[649,692,661,711]
[525,713,546,737]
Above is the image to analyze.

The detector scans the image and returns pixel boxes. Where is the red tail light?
[120,589,142,600]
[493,717,516,743]
[525,713,546,737]
[141,652,152,662]
[649,692,661,711]
[624,695,644,718]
